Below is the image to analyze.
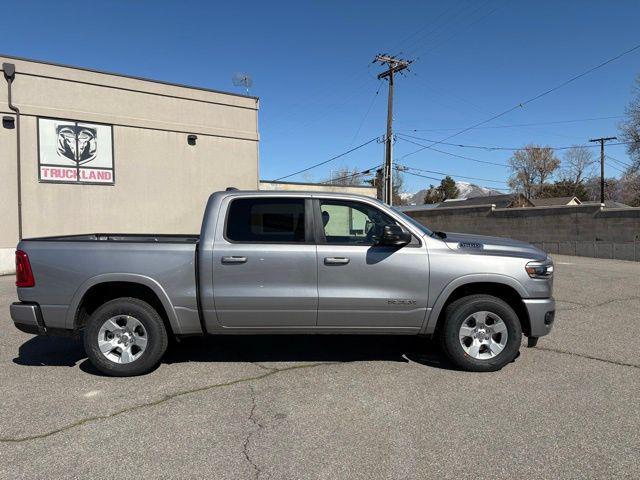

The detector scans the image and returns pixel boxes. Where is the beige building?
[0,55,260,273]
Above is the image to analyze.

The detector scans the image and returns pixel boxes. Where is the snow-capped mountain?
[456,181,501,199]
[402,181,502,205]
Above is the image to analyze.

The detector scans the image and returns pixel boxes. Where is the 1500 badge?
[458,242,483,250]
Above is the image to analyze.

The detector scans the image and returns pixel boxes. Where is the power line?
[396,168,441,183]
[397,115,625,133]
[400,0,494,59]
[267,63,374,125]
[387,3,467,56]
[408,0,506,59]
[607,154,633,169]
[608,162,627,174]
[399,41,640,161]
[397,163,509,184]
[399,168,510,191]
[348,82,382,147]
[397,132,637,152]
[321,164,382,184]
[273,136,381,181]
[405,78,587,144]
[265,77,379,140]
[396,136,509,166]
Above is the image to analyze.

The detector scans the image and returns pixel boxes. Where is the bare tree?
[393,170,407,205]
[619,172,640,206]
[583,172,640,207]
[620,74,640,172]
[584,176,620,202]
[508,149,538,199]
[369,168,407,204]
[534,147,560,184]
[301,172,315,183]
[326,166,364,186]
[508,145,560,198]
[561,145,594,184]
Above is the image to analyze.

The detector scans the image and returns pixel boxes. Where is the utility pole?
[589,136,617,204]
[374,54,412,205]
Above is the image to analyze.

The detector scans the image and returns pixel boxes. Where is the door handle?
[221,256,248,264]
[324,257,350,265]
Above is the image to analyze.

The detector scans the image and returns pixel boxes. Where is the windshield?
[392,207,433,236]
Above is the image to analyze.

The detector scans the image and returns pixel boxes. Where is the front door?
[315,198,429,329]
[212,196,317,327]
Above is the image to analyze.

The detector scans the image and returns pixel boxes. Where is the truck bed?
[16,234,201,334]
[24,233,200,243]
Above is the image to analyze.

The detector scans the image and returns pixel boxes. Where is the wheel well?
[434,282,531,336]
[75,282,172,332]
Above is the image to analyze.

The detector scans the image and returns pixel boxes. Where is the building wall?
[0,56,259,272]
[259,181,377,198]
[406,204,640,261]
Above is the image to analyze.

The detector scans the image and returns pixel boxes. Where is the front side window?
[226,198,306,243]
[319,200,398,245]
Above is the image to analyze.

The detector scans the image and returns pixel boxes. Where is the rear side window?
[226,198,306,243]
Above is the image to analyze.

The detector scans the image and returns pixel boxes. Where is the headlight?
[525,261,554,279]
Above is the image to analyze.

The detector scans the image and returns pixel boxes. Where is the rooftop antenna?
[232,72,253,95]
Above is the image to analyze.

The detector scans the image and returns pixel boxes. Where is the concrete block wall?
[407,204,640,262]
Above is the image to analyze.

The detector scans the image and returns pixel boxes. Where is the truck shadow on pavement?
[13,335,86,368]
[13,334,459,374]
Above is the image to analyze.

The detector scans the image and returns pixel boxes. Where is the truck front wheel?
[83,297,168,376]
[440,294,522,372]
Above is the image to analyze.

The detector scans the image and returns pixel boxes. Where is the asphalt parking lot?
[0,254,638,479]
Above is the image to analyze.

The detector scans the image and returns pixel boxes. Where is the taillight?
[15,250,35,287]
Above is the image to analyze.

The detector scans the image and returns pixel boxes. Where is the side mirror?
[379,225,411,247]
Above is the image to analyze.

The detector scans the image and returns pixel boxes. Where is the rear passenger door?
[212,196,318,327]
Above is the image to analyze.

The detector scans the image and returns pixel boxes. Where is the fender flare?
[422,273,528,335]
[65,273,182,334]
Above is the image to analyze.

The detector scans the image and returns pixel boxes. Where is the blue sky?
[4,0,640,193]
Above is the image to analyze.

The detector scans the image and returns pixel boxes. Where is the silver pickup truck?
[11,190,555,376]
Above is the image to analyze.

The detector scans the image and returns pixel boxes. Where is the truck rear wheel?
[439,294,522,372]
[83,297,168,376]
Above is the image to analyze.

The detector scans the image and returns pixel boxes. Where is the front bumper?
[10,302,46,335]
[522,297,555,338]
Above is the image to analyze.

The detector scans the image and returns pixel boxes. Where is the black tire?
[83,297,168,377]
[439,294,522,372]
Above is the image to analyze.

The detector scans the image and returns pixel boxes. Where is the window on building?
[319,200,398,245]
[226,198,306,243]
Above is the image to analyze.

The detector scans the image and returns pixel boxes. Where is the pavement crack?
[589,296,640,309]
[555,296,640,310]
[0,361,338,444]
[251,362,278,372]
[555,298,589,308]
[242,385,264,480]
[535,346,639,369]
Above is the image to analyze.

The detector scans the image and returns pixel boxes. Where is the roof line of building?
[0,53,259,101]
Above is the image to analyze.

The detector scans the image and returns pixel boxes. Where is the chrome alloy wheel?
[97,315,148,364]
[458,311,508,360]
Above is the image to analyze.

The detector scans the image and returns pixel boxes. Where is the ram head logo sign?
[56,124,98,164]
[38,118,114,184]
